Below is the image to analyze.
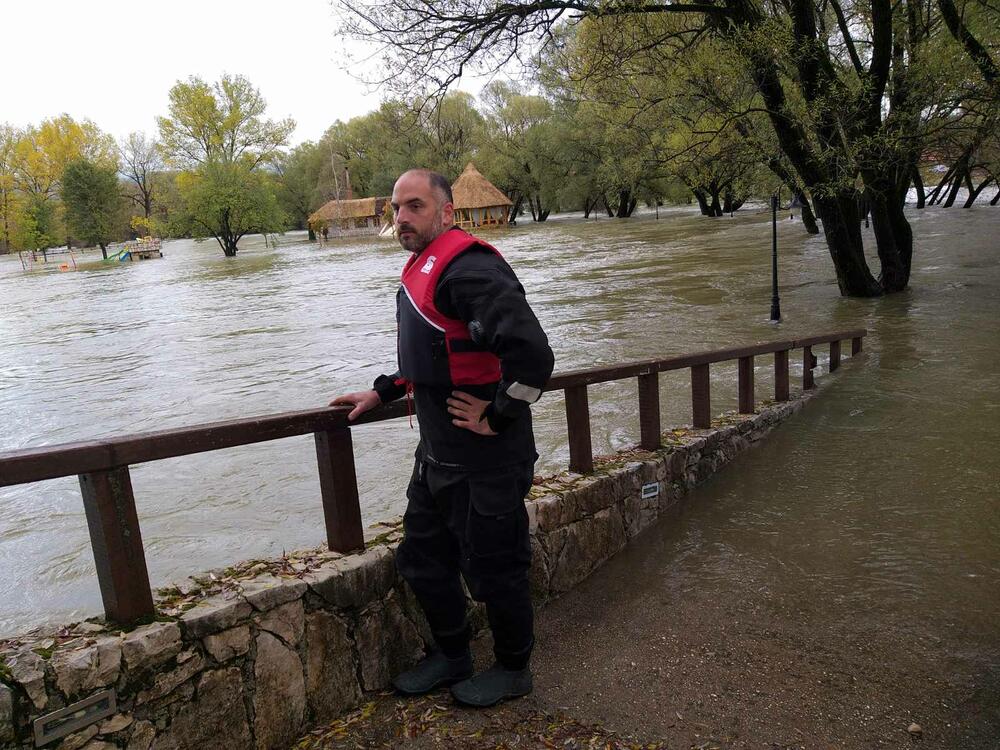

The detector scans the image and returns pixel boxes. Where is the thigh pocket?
[467,473,524,558]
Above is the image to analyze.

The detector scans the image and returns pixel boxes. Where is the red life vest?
[397,228,503,386]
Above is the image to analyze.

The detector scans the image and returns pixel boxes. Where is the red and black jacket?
[373,227,553,470]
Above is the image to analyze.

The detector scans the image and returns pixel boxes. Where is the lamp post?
[770,191,781,321]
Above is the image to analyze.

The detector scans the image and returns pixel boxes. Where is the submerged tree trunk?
[912,167,926,208]
[100,245,108,260]
[812,193,883,297]
[964,176,994,207]
[692,189,713,217]
[795,190,820,234]
[615,189,632,218]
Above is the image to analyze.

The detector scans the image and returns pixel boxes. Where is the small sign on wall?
[641,482,660,499]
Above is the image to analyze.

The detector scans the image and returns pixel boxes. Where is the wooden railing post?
[637,373,661,451]
[79,467,154,625]
[691,364,711,428]
[315,428,364,553]
[852,336,863,355]
[803,346,815,389]
[738,356,755,414]
[774,350,790,402]
[565,385,593,473]
[830,340,841,371]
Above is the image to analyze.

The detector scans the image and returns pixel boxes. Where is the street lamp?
[770,191,781,322]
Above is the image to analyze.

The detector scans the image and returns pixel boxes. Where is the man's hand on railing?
[330,390,381,421]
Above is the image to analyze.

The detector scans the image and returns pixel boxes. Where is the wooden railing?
[0,329,865,626]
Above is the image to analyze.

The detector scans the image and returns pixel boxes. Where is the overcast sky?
[4,0,476,146]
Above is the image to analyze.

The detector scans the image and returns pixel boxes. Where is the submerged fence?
[0,329,865,627]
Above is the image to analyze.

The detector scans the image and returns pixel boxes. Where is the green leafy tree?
[158,75,294,255]
[61,158,122,258]
[175,160,285,256]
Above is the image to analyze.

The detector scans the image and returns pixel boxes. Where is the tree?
[335,0,969,296]
[119,132,162,218]
[276,142,326,237]
[157,74,295,169]
[158,75,294,256]
[0,125,19,253]
[175,160,285,257]
[61,158,123,258]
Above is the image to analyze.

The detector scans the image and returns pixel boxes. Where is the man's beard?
[397,215,444,254]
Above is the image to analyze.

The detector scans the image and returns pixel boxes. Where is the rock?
[179,593,251,639]
[547,506,627,592]
[73,622,107,636]
[125,720,156,750]
[135,652,204,706]
[530,494,563,533]
[1,684,14,743]
[6,648,48,709]
[355,591,424,691]
[304,611,362,723]
[80,742,117,750]
[254,600,304,647]
[239,576,306,612]
[303,546,396,610]
[52,638,122,699]
[528,535,551,602]
[122,622,182,673]
[202,626,251,662]
[56,725,98,750]
[149,668,251,750]
[908,723,923,736]
[98,713,133,734]
[253,632,305,750]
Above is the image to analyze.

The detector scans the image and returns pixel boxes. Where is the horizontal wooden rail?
[0,328,866,627]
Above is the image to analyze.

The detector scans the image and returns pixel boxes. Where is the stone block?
[303,546,395,610]
[98,713,133,734]
[6,648,48,710]
[52,637,121,700]
[125,720,155,750]
[202,626,251,663]
[396,583,433,646]
[253,600,304,648]
[81,742,116,750]
[0,683,14,744]
[530,494,563,533]
[149,668,251,750]
[355,591,424,691]
[253,632,305,750]
[664,449,688,480]
[528,535,551,602]
[239,576,307,612]
[304,611,362,724]
[179,593,251,639]
[57,725,98,750]
[565,475,617,519]
[135,652,204,706]
[122,622,182,673]
[547,507,627,592]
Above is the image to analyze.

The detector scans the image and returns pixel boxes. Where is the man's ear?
[442,200,455,226]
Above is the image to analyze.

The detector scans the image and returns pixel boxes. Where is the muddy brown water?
[1,205,998,663]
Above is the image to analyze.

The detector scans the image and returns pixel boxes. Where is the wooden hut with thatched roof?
[451,163,513,229]
[308,197,391,238]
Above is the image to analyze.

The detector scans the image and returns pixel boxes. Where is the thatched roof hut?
[451,163,512,229]
[308,197,391,236]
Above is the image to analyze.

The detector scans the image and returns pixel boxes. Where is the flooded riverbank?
[1,205,998,641]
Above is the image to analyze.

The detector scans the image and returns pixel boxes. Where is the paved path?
[293,497,999,749]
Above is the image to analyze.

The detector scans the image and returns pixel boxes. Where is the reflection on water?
[0,206,998,639]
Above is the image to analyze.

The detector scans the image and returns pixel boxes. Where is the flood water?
[1,205,998,643]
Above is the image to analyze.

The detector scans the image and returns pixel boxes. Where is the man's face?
[391,172,454,253]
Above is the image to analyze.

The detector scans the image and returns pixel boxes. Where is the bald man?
[332,169,554,707]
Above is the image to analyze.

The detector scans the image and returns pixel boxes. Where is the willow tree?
[335,0,972,296]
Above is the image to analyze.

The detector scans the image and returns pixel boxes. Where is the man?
[331,169,554,707]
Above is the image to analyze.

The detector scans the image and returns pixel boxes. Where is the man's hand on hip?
[447,391,498,436]
[330,390,381,421]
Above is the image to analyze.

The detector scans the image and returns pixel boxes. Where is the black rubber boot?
[392,651,474,696]
[450,663,533,707]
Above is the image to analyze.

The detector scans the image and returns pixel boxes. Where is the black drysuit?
[373,240,554,668]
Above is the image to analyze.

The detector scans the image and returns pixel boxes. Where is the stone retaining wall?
[0,393,815,749]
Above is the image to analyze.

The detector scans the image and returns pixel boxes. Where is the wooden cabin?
[451,163,513,229]
[308,197,391,238]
